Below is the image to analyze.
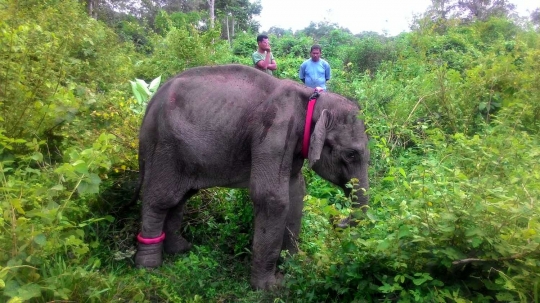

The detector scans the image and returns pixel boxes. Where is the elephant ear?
[308,109,330,168]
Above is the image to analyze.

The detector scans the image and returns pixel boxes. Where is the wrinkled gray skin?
[133,64,369,290]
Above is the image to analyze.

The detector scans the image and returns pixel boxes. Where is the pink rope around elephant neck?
[137,232,165,244]
[302,98,317,159]
[302,87,323,159]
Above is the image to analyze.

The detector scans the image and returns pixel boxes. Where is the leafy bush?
[277,16,540,302]
[0,131,118,301]
[0,1,142,301]
[343,35,397,75]
[154,10,207,35]
[1,1,540,301]
[318,29,355,60]
[134,21,226,81]
[281,109,540,302]
[271,33,313,58]
[0,0,135,143]
[231,31,256,57]
[115,18,153,54]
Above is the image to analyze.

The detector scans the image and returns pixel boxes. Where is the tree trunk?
[226,15,231,45]
[86,0,98,19]
[207,0,215,28]
[231,15,235,37]
[88,0,93,18]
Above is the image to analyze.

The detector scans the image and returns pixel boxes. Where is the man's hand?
[262,41,271,52]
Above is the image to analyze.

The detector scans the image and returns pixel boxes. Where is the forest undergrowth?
[1,0,539,302]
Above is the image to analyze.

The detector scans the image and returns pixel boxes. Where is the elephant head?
[308,105,370,214]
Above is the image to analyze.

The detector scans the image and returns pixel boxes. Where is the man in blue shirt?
[299,45,331,90]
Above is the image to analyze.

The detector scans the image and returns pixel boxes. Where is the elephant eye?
[345,150,359,160]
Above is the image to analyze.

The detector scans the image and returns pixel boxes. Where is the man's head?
[257,34,270,51]
[256,34,269,43]
[310,45,322,62]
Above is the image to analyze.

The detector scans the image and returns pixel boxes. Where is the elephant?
[132,64,369,290]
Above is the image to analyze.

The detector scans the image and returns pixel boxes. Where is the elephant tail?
[130,158,145,206]
[115,158,145,214]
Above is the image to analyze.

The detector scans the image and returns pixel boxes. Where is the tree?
[299,21,349,41]
[427,0,517,22]
[429,0,457,20]
[86,0,99,18]
[208,0,215,28]
[215,0,261,39]
[142,0,206,14]
[455,0,516,20]
[531,8,540,26]
[265,26,293,37]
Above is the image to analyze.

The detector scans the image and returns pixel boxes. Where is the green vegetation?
[1,0,539,302]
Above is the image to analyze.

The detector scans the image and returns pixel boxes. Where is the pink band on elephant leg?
[137,232,165,244]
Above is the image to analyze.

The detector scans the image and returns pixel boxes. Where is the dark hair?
[310,44,322,52]
[256,34,268,42]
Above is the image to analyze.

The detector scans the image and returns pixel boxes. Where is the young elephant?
[133,64,369,290]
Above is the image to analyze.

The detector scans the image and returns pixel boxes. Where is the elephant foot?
[135,242,163,268]
[164,235,192,255]
[250,272,284,290]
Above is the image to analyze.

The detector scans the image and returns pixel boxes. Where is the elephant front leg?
[282,172,305,254]
[250,191,289,290]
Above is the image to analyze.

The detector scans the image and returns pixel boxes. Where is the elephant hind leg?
[135,160,191,268]
[163,189,198,255]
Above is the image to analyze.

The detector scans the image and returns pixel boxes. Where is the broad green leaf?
[73,162,89,174]
[88,173,102,185]
[465,227,484,237]
[478,102,486,111]
[10,199,25,214]
[441,247,465,260]
[496,292,516,301]
[18,283,41,300]
[376,240,391,251]
[471,237,483,248]
[398,225,412,239]
[135,78,151,96]
[34,234,46,246]
[148,75,162,92]
[31,152,43,161]
[50,184,64,191]
[72,160,85,166]
[412,277,429,286]
[77,173,101,195]
[130,81,144,104]
[377,283,394,293]
[4,280,20,298]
